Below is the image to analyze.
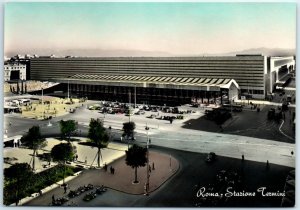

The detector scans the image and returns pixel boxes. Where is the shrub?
[3,165,82,205]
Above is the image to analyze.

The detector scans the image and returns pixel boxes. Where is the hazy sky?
[4,2,296,56]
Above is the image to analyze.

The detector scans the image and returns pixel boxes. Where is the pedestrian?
[144,183,147,195]
[242,154,244,161]
[104,163,107,171]
[152,162,155,170]
[266,160,270,169]
[112,167,115,174]
[64,185,67,193]
[75,154,78,161]
[52,194,55,204]
[149,138,151,144]
[110,166,113,174]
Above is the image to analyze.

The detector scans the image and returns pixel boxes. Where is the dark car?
[206,152,217,162]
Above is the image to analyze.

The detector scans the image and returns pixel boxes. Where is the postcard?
[3,2,296,207]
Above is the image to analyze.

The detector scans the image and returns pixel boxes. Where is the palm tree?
[21,126,46,171]
[125,144,147,183]
[88,118,109,168]
[51,143,75,185]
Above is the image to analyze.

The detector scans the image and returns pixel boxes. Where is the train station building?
[29,55,295,105]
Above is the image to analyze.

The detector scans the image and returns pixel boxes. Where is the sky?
[4,2,296,56]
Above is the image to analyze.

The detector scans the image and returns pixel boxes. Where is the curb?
[279,120,294,141]
[11,171,83,206]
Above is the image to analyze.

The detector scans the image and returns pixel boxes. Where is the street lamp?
[108,126,112,142]
[134,84,137,109]
[145,124,150,196]
[128,89,132,123]
[41,87,44,119]
[67,79,70,100]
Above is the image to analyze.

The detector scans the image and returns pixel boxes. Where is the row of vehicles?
[5,98,31,107]
[88,101,194,115]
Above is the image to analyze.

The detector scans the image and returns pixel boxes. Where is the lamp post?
[108,126,112,142]
[128,89,131,122]
[67,79,70,100]
[134,85,137,108]
[41,87,44,119]
[145,124,150,196]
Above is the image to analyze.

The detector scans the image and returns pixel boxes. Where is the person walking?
[64,185,67,194]
[52,195,55,204]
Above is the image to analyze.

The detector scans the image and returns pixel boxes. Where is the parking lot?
[182,103,295,143]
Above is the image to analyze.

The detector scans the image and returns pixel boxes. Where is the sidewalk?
[23,150,180,206]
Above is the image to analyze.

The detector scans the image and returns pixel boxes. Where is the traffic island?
[94,151,180,195]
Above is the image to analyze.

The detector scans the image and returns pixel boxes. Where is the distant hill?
[216,48,296,57]
[5,48,173,58]
[5,47,295,58]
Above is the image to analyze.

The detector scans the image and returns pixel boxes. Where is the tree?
[125,144,147,183]
[21,126,47,171]
[88,118,109,168]
[123,122,136,140]
[51,143,75,185]
[4,163,34,206]
[59,120,77,141]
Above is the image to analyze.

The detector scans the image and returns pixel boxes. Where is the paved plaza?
[4,138,128,171]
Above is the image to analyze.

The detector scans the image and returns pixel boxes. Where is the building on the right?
[267,56,295,94]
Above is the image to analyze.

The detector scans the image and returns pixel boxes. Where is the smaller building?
[4,62,27,81]
[268,56,295,93]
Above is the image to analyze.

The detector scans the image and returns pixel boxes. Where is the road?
[4,101,295,168]
[25,146,293,207]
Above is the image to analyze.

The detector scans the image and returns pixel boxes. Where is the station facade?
[30,55,295,105]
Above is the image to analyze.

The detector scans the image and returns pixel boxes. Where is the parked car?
[135,110,145,115]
